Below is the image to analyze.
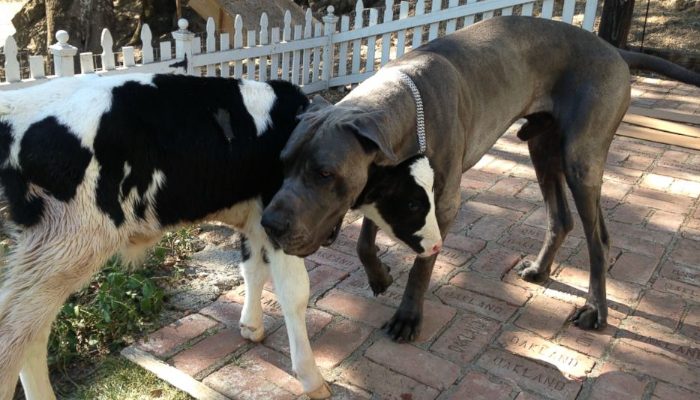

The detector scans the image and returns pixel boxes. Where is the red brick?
[604,165,644,185]
[653,278,700,302]
[474,191,536,213]
[557,317,619,358]
[449,271,531,306]
[437,246,471,267]
[448,371,514,400]
[443,234,487,254]
[610,220,673,246]
[341,219,397,248]
[626,188,694,214]
[469,244,521,278]
[365,338,460,390]
[479,158,517,175]
[618,316,700,368]
[514,392,541,400]
[307,247,362,272]
[589,371,647,400]
[223,288,284,318]
[463,200,524,220]
[490,176,530,196]
[555,266,642,309]
[329,232,389,258]
[430,313,500,365]
[264,308,333,356]
[652,382,700,400]
[313,319,372,369]
[202,359,295,400]
[670,238,700,267]
[308,264,350,296]
[137,313,218,358]
[240,346,302,395]
[635,290,685,329]
[640,173,674,191]
[340,358,439,400]
[316,289,394,328]
[610,203,649,225]
[648,210,686,232]
[476,349,582,400]
[461,169,499,190]
[610,253,659,285]
[660,260,700,287]
[497,329,596,378]
[171,328,246,376]
[514,295,574,339]
[602,180,632,204]
[670,179,700,197]
[608,341,700,393]
[435,285,517,322]
[417,299,457,343]
[567,246,622,271]
[468,215,517,241]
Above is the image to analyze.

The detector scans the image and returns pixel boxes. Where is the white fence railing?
[0,0,600,93]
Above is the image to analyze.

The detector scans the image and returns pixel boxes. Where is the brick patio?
[123,77,700,400]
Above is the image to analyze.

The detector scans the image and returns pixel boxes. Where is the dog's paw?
[515,260,550,282]
[368,264,393,296]
[571,304,607,330]
[382,307,422,342]
[240,323,265,342]
[306,381,332,399]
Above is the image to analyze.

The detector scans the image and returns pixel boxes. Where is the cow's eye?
[408,201,419,211]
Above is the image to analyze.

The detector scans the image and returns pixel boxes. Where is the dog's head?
[262,96,441,257]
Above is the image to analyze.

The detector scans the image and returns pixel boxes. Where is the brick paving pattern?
[124,78,700,399]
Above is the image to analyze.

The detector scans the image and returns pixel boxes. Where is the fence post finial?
[322,5,338,88]
[172,18,195,75]
[49,30,78,77]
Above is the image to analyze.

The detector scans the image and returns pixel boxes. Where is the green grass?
[55,356,192,400]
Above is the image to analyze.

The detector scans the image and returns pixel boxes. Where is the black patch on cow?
[241,234,251,261]
[93,75,308,227]
[0,121,12,162]
[261,247,270,264]
[19,117,92,202]
[354,156,430,253]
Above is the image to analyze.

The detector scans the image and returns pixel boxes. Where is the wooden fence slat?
[302,9,313,84]
[321,8,338,86]
[428,0,441,41]
[541,0,554,19]
[270,27,280,80]
[412,0,425,50]
[351,0,364,75]
[141,24,154,63]
[380,0,394,67]
[234,15,243,79]
[3,36,20,82]
[396,1,409,57]
[123,46,136,67]
[206,17,216,76]
[80,52,95,73]
[582,0,598,31]
[259,14,269,81]
[445,0,459,34]
[501,6,513,16]
[312,22,322,81]
[522,2,534,16]
[292,24,302,84]
[366,8,379,73]
[220,33,230,76]
[160,41,172,60]
[337,15,350,78]
[28,55,45,79]
[192,37,202,55]
[101,28,115,70]
[246,30,256,80]
[562,0,575,24]
[281,11,292,81]
[464,0,477,26]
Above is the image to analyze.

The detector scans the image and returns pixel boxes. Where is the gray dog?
[262,16,700,341]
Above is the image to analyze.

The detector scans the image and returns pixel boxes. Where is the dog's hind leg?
[268,250,329,399]
[516,114,574,282]
[357,218,393,296]
[239,232,270,342]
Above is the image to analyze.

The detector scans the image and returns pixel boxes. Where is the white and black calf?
[0,73,335,400]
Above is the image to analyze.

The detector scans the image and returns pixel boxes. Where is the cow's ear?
[347,112,397,163]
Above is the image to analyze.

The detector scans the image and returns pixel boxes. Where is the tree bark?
[598,0,636,48]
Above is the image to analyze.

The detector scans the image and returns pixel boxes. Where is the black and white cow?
[0,73,441,400]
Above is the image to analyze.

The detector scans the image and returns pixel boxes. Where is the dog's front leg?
[357,218,393,296]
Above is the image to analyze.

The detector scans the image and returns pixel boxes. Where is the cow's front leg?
[357,218,393,295]
[239,234,270,342]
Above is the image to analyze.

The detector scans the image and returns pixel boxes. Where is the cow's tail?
[618,49,700,87]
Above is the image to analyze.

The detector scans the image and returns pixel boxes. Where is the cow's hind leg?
[239,232,270,342]
[19,323,53,400]
[516,113,574,282]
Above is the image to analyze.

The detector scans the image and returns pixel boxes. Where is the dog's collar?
[396,71,427,154]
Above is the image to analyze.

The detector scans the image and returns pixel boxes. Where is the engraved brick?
[653,278,700,302]
[202,358,295,400]
[316,289,394,328]
[660,261,700,287]
[340,358,439,400]
[430,314,500,365]
[589,371,647,400]
[435,285,517,321]
[449,271,531,306]
[670,238,700,267]
[448,371,514,400]
[610,253,659,285]
[307,247,363,272]
[515,296,574,339]
[313,319,373,369]
[469,244,521,278]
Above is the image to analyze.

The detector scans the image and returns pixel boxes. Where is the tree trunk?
[598,0,636,48]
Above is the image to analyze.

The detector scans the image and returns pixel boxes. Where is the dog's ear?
[348,113,397,163]
[305,95,332,114]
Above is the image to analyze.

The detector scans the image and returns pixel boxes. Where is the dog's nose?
[261,213,290,239]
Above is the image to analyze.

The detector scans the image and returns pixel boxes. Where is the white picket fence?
[0,0,600,92]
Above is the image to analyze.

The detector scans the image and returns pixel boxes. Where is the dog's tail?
[618,49,700,87]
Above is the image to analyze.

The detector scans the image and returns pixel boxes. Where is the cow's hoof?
[571,304,606,330]
[382,307,421,342]
[515,260,549,282]
[306,381,332,399]
[240,323,265,342]
[368,265,393,296]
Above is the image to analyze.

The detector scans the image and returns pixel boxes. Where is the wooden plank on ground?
[628,106,700,126]
[617,123,700,151]
[623,113,700,139]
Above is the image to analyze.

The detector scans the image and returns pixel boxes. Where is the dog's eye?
[407,201,419,211]
[318,170,333,179]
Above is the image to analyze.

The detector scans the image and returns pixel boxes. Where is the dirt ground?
[627,0,700,52]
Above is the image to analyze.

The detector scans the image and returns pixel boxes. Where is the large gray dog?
[262,16,700,341]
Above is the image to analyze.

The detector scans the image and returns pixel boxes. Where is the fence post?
[322,6,338,89]
[3,36,20,82]
[172,18,195,75]
[101,29,116,70]
[49,30,78,77]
